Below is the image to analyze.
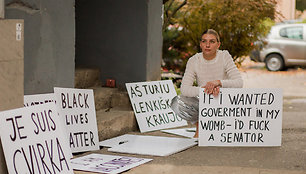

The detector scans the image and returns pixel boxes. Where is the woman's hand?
[212,87,220,97]
[202,80,221,97]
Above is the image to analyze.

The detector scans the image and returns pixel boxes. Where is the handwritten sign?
[126,80,187,132]
[71,153,152,173]
[54,87,99,153]
[0,103,73,174]
[199,88,282,146]
[24,93,72,158]
[24,93,56,107]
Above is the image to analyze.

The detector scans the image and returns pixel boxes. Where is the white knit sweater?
[180,50,243,97]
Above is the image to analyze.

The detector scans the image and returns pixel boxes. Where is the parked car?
[250,23,306,71]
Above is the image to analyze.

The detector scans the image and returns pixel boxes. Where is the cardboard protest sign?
[100,134,136,148]
[54,87,99,153]
[108,135,197,156]
[199,88,282,146]
[125,80,187,132]
[24,93,72,158]
[71,153,152,174]
[161,127,196,139]
[0,103,73,174]
[24,93,56,107]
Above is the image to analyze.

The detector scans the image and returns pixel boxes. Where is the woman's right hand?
[212,86,220,97]
[202,86,220,97]
[202,80,221,97]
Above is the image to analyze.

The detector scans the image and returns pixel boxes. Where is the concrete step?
[74,67,135,141]
[96,109,138,141]
[91,87,132,111]
[75,68,102,89]
[91,86,135,141]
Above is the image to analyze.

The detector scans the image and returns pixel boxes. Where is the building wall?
[4,0,162,94]
[0,0,162,172]
[276,0,296,21]
[0,0,4,18]
[5,0,75,95]
[0,20,24,110]
[147,0,163,81]
[0,19,24,174]
[76,0,162,88]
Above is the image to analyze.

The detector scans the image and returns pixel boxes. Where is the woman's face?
[200,33,220,59]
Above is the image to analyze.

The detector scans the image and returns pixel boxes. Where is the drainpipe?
[0,0,4,19]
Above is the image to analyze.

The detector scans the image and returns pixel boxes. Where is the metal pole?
[0,0,4,19]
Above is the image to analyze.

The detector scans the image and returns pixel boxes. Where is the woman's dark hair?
[201,29,220,42]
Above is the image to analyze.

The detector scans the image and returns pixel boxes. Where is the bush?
[163,0,277,68]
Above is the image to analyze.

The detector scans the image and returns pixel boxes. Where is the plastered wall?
[5,0,75,95]
[76,0,162,88]
[0,19,24,174]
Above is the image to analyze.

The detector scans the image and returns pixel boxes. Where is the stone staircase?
[75,68,138,141]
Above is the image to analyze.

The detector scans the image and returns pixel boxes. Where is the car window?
[279,26,303,40]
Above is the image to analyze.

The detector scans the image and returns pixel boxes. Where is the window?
[279,26,303,40]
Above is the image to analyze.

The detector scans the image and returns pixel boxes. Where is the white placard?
[24,93,72,158]
[71,153,152,174]
[16,31,21,41]
[0,103,73,174]
[24,93,56,107]
[125,80,187,132]
[199,88,283,146]
[54,87,99,153]
[16,23,22,31]
[108,135,197,156]
[161,127,196,139]
[16,23,22,41]
[100,134,137,147]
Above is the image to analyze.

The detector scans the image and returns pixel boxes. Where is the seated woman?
[171,29,243,138]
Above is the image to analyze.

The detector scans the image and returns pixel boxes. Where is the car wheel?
[265,54,285,71]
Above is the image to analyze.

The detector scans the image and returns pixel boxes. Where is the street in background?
[250,23,306,71]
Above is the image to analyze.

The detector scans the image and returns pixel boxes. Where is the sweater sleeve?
[220,51,243,88]
[180,56,201,97]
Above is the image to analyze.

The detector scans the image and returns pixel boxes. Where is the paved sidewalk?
[75,63,306,174]
[127,164,306,174]
[240,59,306,98]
